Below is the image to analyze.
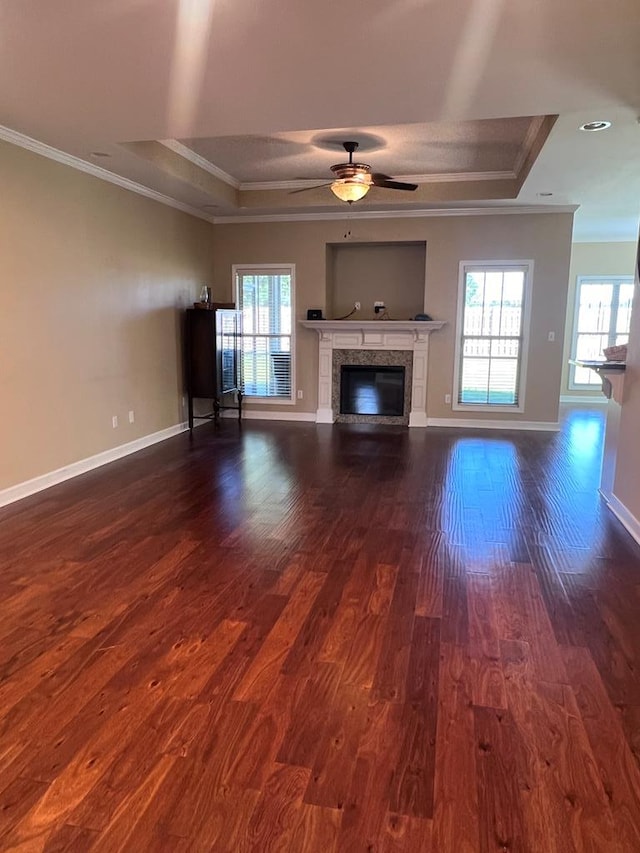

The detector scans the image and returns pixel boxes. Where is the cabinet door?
[217,309,242,393]
[187,310,217,398]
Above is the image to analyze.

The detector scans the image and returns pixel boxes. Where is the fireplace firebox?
[340,365,405,417]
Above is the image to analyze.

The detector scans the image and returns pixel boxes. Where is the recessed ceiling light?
[579,121,612,132]
[90,151,111,158]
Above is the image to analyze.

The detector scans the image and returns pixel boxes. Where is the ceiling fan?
[293,142,418,204]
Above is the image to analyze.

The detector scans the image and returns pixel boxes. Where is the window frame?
[452,259,534,413]
[569,275,634,390]
[233,263,296,405]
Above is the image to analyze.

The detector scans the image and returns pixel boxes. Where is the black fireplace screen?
[340,365,405,416]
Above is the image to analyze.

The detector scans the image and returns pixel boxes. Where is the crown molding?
[241,178,331,191]
[513,115,547,176]
[213,204,579,224]
[239,170,517,192]
[159,139,241,188]
[0,124,216,224]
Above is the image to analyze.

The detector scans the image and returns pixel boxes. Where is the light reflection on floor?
[440,406,608,566]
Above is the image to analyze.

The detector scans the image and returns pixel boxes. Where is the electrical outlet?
[548,331,555,342]
[374,301,385,308]
[354,301,361,311]
[128,410,135,424]
[445,393,451,404]
[297,390,303,399]
[112,415,118,428]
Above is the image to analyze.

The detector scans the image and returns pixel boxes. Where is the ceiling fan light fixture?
[330,178,370,204]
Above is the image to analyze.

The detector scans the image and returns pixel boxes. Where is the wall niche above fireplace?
[326,241,427,320]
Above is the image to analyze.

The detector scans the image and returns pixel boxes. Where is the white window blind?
[570,276,633,387]
[235,266,294,399]
[454,264,531,409]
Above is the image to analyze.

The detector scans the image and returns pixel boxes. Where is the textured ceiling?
[180,117,537,183]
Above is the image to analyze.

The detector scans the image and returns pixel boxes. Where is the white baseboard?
[408,412,428,428]
[560,395,607,405]
[0,422,189,509]
[426,417,560,431]
[315,408,335,424]
[601,491,640,547]
[222,409,316,422]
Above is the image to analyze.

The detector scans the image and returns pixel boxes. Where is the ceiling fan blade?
[288,182,332,195]
[371,173,418,191]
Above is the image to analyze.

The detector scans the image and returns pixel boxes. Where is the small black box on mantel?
[307,309,323,320]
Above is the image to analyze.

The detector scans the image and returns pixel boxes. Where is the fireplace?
[301,319,446,427]
[333,349,412,425]
[340,365,406,417]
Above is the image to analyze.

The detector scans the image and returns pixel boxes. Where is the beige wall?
[212,212,573,423]
[560,241,638,398]
[0,140,215,491]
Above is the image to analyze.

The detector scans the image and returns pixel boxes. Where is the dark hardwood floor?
[2,407,640,851]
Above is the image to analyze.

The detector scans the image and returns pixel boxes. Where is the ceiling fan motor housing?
[330,162,372,181]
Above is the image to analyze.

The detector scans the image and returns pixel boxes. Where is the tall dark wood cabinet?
[185,305,243,429]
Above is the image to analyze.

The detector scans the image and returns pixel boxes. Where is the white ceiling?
[1,0,638,240]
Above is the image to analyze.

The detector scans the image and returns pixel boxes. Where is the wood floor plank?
[503,641,617,852]
[367,563,399,616]
[467,573,508,710]
[381,813,434,852]
[303,682,369,809]
[281,565,352,678]
[43,823,100,851]
[248,763,340,852]
[474,705,529,853]
[371,615,415,703]
[160,699,258,839]
[340,612,387,689]
[79,754,176,852]
[276,662,343,768]
[234,570,326,703]
[338,700,405,850]
[561,645,640,851]
[431,643,479,853]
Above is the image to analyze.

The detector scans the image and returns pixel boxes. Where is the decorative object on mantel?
[307,309,323,320]
[414,313,433,321]
[603,343,627,362]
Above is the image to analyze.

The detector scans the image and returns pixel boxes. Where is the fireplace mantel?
[300,319,446,427]
[301,320,445,337]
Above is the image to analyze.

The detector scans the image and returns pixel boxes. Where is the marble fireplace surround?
[334,350,413,425]
[301,320,446,427]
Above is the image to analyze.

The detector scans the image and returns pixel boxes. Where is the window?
[234,265,294,400]
[570,276,633,387]
[453,261,532,411]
